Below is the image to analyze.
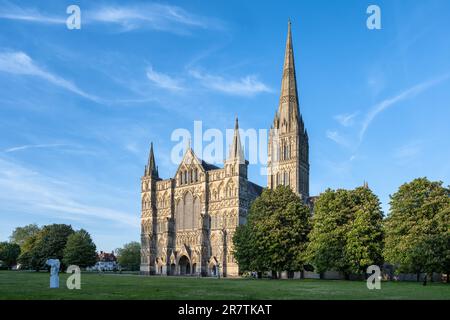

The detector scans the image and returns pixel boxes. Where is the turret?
[226,117,248,178]
[144,142,159,178]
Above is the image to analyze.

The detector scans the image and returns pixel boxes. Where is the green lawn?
[0,271,448,300]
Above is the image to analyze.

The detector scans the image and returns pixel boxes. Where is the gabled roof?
[174,146,215,177]
[248,182,264,196]
[201,160,220,171]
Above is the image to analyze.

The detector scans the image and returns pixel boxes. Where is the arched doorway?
[170,263,176,275]
[192,263,197,275]
[186,263,191,275]
[179,256,190,275]
[211,265,217,277]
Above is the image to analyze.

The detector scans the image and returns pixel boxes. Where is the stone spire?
[229,117,245,163]
[145,142,159,178]
[267,21,309,200]
[277,20,300,131]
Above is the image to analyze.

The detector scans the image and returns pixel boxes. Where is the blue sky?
[1,0,449,251]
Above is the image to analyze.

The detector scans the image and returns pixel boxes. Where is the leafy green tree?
[384,178,450,281]
[9,224,40,247]
[233,186,311,277]
[17,234,39,270]
[306,189,353,275]
[18,224,74,271]
[0,242,21,269]
[232,223,254,273]
[307,186,384,277]
[63,229,97,268]
[345,187,384,274]
[116,242,141,271]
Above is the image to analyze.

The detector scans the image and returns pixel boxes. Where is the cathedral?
[140,21,309,277]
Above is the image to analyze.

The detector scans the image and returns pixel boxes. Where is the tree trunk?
[447,272,449,283]
[422,273,427,286]
[416,272,420,282]
[257,272,262,279]
[271,270,277,279]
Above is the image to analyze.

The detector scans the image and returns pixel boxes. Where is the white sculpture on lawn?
[46,259,60,288]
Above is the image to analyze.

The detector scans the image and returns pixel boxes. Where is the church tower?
[140,142,160,275]
[267,21,309,200]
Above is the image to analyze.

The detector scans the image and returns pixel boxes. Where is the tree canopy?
[63,229,97,268]
[307,186,384,276]
[18,224,74,270]
[384,178,450,277]
[9,224,41,247]
[116,241,141,271]
[0,242,21,269]
[233,186,311,276]
[345,187,384,274]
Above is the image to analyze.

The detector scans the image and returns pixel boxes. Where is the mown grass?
[0,271,448,300]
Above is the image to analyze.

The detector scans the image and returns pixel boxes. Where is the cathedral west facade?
[140,22,309,277]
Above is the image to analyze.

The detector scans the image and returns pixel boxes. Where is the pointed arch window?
[184,192,193,230]
[176,199,184,231]
[193,197,200,229]
[284,171,290,186]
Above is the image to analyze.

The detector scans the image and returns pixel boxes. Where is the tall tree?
[233,186,311,277]
[345,187,384,274]
[307,186,384,277]
[116,242,141,271]
[17,234,39,270]
[18,224,74,271]
[306,189,354,275]
[63,229,97,268]
[384,178,450,281]
[0,242,21,269]
[232,223,254,273]
[9,224,40,247]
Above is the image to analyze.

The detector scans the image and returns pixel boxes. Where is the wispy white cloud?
[87,4,217,33]
[0,51,101,102]
[334,112,358,127]
[4,144,67,153]
[0,3,221,34]
[326,130,350,148]
[146,66,183,91]
[393,140,422,161]
[0,3,64,24]
[359,74,450,141]
[0,157,139,227]
[189,69,272,96]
